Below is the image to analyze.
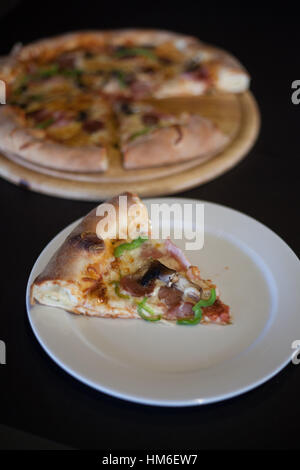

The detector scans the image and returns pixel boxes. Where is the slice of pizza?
[151,40,250,99]
[0,80,116,172]
[114,100,229,169]
[31,192,230,325]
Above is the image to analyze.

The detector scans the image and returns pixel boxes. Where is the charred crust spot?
[68,232,104,252]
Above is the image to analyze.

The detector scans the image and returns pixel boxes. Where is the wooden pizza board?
[0,91,260,200]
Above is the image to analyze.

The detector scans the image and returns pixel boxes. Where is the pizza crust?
[122,116,229,169]
[31,192,147,318]
[14,29,198,62]
[0,106,108,172]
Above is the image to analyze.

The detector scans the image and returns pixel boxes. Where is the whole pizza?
[0,30,250,172]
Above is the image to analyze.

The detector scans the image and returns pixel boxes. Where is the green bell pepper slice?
[194,288,216,309]
[114,47,157,60]
[35,118,54,129]
[129,127,152,141]
[37,64,60,78]
[137,297,161,322]
[112,281,130,300]
[114,237,148,258]
[177,288,216,326]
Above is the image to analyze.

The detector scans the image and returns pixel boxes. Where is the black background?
[0,0,300,450]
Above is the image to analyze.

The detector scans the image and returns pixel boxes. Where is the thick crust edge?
[123,116,229,169]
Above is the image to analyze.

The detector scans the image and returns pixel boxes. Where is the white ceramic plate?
[26,198,300,406]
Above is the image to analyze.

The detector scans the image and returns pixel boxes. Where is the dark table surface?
[0,1,300,450]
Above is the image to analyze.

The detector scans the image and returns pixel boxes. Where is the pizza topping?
[176,302,202,324]
[13,75,29,94]
[56,52,77,69]
[194,287,216,309]
[140,66,156,74]
[136,297,161,322]
[11,81,115,148]
[86,280,107,303]
[27,108,51,122]
[124,80,149,99]
[184,59,201,73]
[158,285,183,307]
[118,256,206,322]
[114,236,148,257]
[111,69,134,88]
[36,63,83,82]
[35,117,54,129]
[77,110,88,121]
[118,101,134,115]
[142,113,159,126]
[113,46,157,61]
[183,64,210,82]
[117,100,213,150]
[37,64,60,78]
[186,266,212,295]
[164,239,191,271]
[202,299,230,324]
[112,281,130,299]
[61,68,83,81]
[177,288,216,325]
[172,275,201,302]
[82,119,104,133]
[140,243,163,260]
[193,66,210,81]
[120,273,155,297]
[140,260,176,286]
[158,56,174,66]
[129,126,152,141]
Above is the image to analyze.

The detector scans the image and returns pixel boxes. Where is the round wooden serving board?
[0,91,260,200]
